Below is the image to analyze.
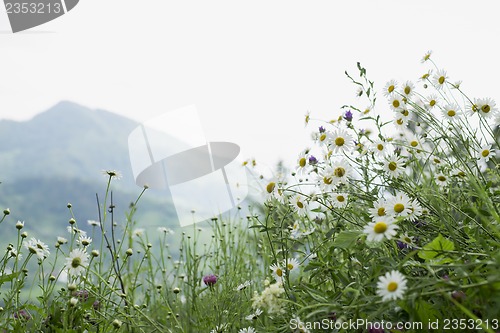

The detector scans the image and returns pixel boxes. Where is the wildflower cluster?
[249,54,500,329]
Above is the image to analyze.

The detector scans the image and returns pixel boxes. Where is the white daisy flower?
[291,194,309,216]
[369,197,389,220]
[296,150,310,176]
[383,154,406,179]
[87,220,100,227]
[318,167,335,191]
[270,263,285,283]
[245,308,263,321]
[77,235,92,247]
[394,116,408,131]
[383,79,398,97]
[157,227,174,234]
[425,94,439,110]
[239,327,257,333]
[235,280,252,291]
[433,69,448,90]
[372,139,392,158]
[331,192,349,208]
[474,97,498,119]
[401,80,415,98]
[389,95,405,111]
[329,159,352,185]
[386,192,412,218]
[407,199,423,222]
[329,129,354,154]
[24,237,50,259]
[441,103,461,121]
[364,217,399,242]
[435,173,449,188]
[65,248,90,276]
[421,50,432,63]
[477,144,496,163]
[377,270,408,301]
[283,258,300,272]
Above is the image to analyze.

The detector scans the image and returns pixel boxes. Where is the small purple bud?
[451,290,466,303]
[396,240,409,250]
[319,126,326,133]
[203,274,218,286]
[308,155,318,165]
[14,309,31,320]
[344,110,353,122]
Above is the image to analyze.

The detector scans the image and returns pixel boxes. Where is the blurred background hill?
[0,101,178,244]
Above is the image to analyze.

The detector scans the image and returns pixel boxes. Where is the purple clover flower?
[203,274,218,286]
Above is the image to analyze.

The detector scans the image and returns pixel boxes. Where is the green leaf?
[418,234,455,260]
[332,231,361,249]
[0,271,20,284]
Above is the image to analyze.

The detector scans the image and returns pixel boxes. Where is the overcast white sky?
[1,1,500,170]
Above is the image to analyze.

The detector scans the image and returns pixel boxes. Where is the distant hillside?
[0,102,178,241]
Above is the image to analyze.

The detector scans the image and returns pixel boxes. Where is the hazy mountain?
[0,101,177,241]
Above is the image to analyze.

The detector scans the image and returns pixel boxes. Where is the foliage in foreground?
[1,52,500,332]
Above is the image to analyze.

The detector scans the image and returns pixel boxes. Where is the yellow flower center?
[438,76,445,85]
[296,201,304,209]
[266,182,276,194]
[438,175,446,182]
[404,86,411,95]
[392,100,400,108]
[482,104,491,113]
[287,263,294,270]
[299,157,306,167]
[323,176,333,185]
[377,207,386,216]
[401,109,409,117]
[388,162,397,171]
[394,203,405,213]
[388,85,395,93]
[337,195,345,202]
[430,100,436,106]
[335,137,345,146]
[374,222,388,234]
[377,144,384,151]
[447,110,456,117]
[387,281,398,292]
[482,150,490,158]
[334,167,346,178]
[320,133,327,142]
[410,140,418,147]
[396,118,404,125]
[276,268,283,277]
[433,158,441,164]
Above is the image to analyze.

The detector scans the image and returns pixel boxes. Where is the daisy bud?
[126,248,133,256]
[21,232,28,238]
[173,287,180,294]
[67,203,72,208]
[112,319,122,328]
[16,221,24,230]
[68,218,76,225]
[3,208,10,215]
[69,297,78,307]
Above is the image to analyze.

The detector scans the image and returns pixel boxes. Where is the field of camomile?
[2,52,500,332]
